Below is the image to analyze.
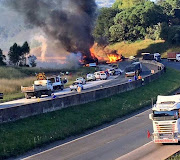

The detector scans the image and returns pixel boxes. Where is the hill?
[92,39,180,59]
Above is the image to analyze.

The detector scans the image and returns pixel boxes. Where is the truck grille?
[156,124,175,133]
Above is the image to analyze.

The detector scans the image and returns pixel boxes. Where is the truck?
[125,62,142,77]
[21,73,66,99]
[167,52,180,62]
[47,75,65,90]
[21,80,53,99]
[149,95,180,143]
[142,53,161,62]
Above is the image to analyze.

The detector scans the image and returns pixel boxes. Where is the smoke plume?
[6,0,97,57]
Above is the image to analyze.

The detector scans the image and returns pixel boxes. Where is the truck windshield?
[125,67,135,72]
[153,110,178,120]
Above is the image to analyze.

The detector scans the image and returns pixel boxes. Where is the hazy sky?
[0,0,155,52]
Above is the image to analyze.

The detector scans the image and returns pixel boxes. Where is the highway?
[15,60,180,160]
[0,62,153,109]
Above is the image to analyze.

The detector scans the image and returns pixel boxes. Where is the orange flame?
[90,47,96,59]
[107,54,120,63]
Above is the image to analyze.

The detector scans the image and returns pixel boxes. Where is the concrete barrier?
[0,61,164,123]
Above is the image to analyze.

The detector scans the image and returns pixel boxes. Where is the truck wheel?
[36,92,41,98]
[25,93,31,99]
[60,85,64,90]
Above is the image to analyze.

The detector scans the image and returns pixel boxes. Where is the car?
[114,68,123,75]
[100,73,107,80]
[87,74,96,81]
[70,81,84,91]
[76,77,86,84]
[94,72,101,79]
[107,68,115,76]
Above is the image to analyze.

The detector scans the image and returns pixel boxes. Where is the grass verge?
[167,151,180,160]
[0,66,97,103]
[0,68,180,159]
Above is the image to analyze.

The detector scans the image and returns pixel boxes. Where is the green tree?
[0,49,6,66]
[113,0,147,9]
[21,41,30,66]
[8,43,22,65]
[93,7,119,45]
[110,1,166,42]
[158,0,180,25]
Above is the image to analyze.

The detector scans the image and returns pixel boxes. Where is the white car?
[70,81,84,91]
[76,77,86,84]
[94,72,101,79]
[107,69,115,76]
[94,72,108,80]
[99,73,107,80]
[87,74,96,81]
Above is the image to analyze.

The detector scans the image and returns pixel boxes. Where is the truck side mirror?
[149,113,153,120]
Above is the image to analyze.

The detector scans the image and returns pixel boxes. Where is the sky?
[0,0,155,56]
[0,0,116,50]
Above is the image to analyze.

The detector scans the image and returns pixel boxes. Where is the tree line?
[93,0,180,45]
[0,42,36,67]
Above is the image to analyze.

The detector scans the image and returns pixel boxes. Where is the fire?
[90,47,107,61]
[90,47,97,59]
[107,53,120,63]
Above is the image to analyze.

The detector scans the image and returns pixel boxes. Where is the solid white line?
[23,109,151,159]
[115,141,153,160]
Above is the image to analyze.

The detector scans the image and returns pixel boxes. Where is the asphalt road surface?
[0,62,152,109]
[162,59,180,71]
[17,60,180,160]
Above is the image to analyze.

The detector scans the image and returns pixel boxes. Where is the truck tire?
[60,85,64,90]
[36,92,41,98]
[25,93,31,99]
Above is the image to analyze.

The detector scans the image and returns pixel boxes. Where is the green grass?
[0,68,180,159]
[0,66,97,102]
[93,39,180,59]
[167,151,180,160]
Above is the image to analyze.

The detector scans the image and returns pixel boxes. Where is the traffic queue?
[69,67,123,92]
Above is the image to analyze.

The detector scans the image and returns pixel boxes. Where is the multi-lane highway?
[0,62,153,110]
[15,60,179,160]
[19,108,180,160]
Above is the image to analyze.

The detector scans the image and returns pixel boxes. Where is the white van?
[94,72,101,79]
[94,72,107,80]
[100,73,107,80]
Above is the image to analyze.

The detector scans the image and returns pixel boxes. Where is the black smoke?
[5,0,97,57]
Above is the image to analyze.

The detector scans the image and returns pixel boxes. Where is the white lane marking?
[115,141,153,160]
[22,109,151,159]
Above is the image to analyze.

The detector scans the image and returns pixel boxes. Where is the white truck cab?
[154,53,161,62]
[47,75,64,90]
[149,95,180,143]
[176,54,180,61]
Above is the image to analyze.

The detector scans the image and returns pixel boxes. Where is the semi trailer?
[167,53,180,61]
[149,95,180,143]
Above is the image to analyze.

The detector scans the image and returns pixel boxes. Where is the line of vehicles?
[21,66,123,98]
[70,67,123,91]
[142,52,180,62]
